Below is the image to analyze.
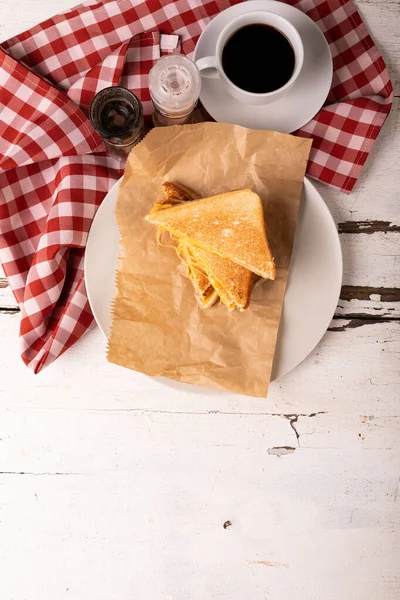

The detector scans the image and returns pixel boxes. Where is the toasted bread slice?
[146,189,276,280]
[153,182,219,308]
[187,245,252,311]
[163,183,254,310]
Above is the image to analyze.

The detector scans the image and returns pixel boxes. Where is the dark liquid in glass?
[222,24,295,94]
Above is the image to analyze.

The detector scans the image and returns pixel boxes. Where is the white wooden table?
[0,1,399,598]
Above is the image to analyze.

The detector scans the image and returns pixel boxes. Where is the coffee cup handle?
[195,56,219,79]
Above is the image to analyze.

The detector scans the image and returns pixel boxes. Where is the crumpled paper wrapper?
[107,122,312,397]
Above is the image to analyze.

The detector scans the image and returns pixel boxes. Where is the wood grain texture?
[0,444,398,600]
[0,315,398,416]
[0,1,399,599]
[341,285,400,302]
[336,285,400,318]
[338,221,400,234]
[357,0,400,96]
[1,274,399,317]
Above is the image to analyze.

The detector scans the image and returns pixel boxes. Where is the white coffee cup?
[195,10,304,105]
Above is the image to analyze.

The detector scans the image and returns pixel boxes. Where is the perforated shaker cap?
[149,55,201,116]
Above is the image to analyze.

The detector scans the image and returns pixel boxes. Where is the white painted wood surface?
[0,1,399,599]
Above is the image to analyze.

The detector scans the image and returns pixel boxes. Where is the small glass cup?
[89,87,145,160]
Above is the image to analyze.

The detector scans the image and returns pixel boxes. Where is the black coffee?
[222,24,295,94]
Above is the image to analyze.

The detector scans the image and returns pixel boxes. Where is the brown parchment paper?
[107,122,312,397]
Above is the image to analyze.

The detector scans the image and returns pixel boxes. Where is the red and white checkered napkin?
[291,0,393,191]
[0,0,393,372]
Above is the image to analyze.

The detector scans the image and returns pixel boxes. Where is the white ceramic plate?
[193,0,332,133]
[85,178,342,381]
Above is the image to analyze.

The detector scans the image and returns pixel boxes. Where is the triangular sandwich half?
[185,244,253,311]
[153,183,255,310]
[146,189,275,280]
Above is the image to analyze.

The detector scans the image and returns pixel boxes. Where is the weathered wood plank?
[0,463,399,600]
[336,301,399,319]
[0,2,399,600]
[341,232,400,288]
[338,221,400,234]
[341,285,400,302]
[0,0,80,40]
[0,405,399,600]
[329,317,392,331]
[0,314,398,415]
[357,0,400,96]
[336,285,400,319]
[1,275,399,318]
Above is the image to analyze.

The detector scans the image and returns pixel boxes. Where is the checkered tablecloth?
[0,0,393,372]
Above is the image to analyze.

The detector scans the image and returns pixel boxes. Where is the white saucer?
[84,178,342,383]
[193,0,332,133]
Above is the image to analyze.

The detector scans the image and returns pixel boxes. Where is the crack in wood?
[329,317,400,331]
[286,415,300,446]
[249,560,289,568]
[267,446,296,457]
[0,471,81,476]
[2,286,399,311]
[283,413,326,447]
[338,220,400,234]
[38,408,327,421]
[340,286,400,302]
[1,287,399,324]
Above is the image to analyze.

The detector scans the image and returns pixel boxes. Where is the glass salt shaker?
[149,55,201,126]
[89,87,145,161]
